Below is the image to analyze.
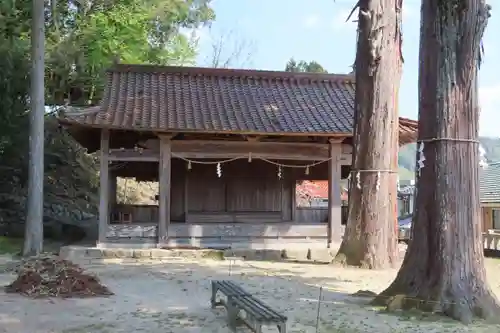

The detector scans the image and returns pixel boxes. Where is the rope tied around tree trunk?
[348,169,398,191]
[416,138,481,176]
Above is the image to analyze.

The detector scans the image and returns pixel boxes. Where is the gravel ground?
[1,253,500,333]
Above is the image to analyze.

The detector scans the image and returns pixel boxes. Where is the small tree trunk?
[373,0,500,323]
[334,0,403,269]
[24,0,45,256]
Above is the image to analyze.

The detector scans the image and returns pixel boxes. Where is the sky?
[192,0,500,138]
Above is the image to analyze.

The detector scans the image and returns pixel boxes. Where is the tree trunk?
[24,0,45,256]
[334,0,403,269]
[373,0,499,323]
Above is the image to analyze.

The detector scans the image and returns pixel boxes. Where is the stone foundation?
[59,243,340,263]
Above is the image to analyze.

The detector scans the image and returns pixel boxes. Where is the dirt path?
[1,255,500,332]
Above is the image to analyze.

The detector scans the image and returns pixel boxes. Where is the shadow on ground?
[2,251,500,333]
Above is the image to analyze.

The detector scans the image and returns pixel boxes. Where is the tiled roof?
[59,64,418,143]
[480,163,500,203]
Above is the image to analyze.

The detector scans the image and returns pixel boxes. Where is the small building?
[397,180,415,217]
[295,180,349,224]
[480,162,500,231]
[58,64,418,248]
[295,181,348,208]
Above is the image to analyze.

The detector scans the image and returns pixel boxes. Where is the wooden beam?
[341,144,353,154]
[156,133,177,140]
[108,149,159,162]
[108,140,352,162]
[172,140,330,160]
[327,142,342,247]
[244,135,262,142]
[328,138,344,144]
[158,137,172,246]
[99,129,110,244]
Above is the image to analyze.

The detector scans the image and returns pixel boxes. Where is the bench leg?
[227,297,239,331]
[277,322,287,333]
[210,283,218,308]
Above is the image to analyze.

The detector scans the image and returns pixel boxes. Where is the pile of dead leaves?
[4,256,113,298]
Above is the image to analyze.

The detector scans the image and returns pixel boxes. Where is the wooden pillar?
[109,171,117,206]
[291,179,297,222]
[98,129,110,245]
[158,136,172,246]
[327,140,342,247]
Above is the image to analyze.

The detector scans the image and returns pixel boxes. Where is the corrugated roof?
[480,163,500,203]
[58,64,418,143]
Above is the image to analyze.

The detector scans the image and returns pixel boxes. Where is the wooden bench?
[211,280,287,333]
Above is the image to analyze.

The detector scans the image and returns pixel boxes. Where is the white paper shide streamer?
[216,163,222,178]
[479,145,488,168]
[417,142,426,175]
[356,172,361,189]
[375,171,381,191]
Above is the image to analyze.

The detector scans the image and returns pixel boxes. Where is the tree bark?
[373,0,499,323]
[334,0,403,269]
[24,0,45,256]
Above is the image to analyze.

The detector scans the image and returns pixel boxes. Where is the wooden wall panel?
[226,177,282,212]
[187,179,226,212]
[170,171,185,221]
[295,208,329,223]
[281,180,292,221]
[482,207,493,231]
[112,158,346,223]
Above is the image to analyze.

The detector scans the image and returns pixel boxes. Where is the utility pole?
[24,0,45,256]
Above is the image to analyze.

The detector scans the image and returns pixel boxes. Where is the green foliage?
[0,236,23,254]
[0,0,30,156]
[0,0,215,237]
[0,115,100,234]
[285,58,328,73]
[45,0,215,105]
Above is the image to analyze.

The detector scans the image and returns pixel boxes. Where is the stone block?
[132,249,152,258]
[281,248,309,261]
[259,249,284,261]
[60,246,91,260]
[102,249,133,258]
[85,248,104,258]
[150,249,174,259]
[308,248,336,263]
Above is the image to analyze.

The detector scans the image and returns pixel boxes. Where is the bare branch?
[205,28,256,69]
[346,0,361,22]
